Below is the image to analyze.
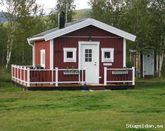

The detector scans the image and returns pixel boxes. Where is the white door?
[143,50,154,76]
[79,42,99,84]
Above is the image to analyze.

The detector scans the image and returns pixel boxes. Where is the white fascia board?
[44,19,91,41]
[27,37,44,45]
[91,19,136,42]
[50,40,54,69]
[33,18,136,42]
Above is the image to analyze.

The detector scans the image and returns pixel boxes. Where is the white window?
[63,48,77,62]
[40,49,45,68]
[101,48,114,62]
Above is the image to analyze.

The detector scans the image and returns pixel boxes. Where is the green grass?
[0,72,165,131]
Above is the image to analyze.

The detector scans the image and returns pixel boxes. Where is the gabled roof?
[27,18,136,44]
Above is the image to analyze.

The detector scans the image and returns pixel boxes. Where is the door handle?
[94,62,96,66]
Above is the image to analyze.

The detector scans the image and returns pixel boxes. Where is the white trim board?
[28,18,136,44]
[123,39,126,67]
[78,41,100,84]
[32,43,35,67]
[101,48,114,63]
[63,48,77,63]
[50,40,54,69]
[78,41,100,70]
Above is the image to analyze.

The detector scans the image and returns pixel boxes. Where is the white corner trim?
[50,40,54,69]
[63,48,77,63]
[123,39,126,67]
[32,43,35,67]
[101,48,114,63]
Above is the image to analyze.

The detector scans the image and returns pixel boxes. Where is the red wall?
[34,26,124,83]
[53,26,123,83]
[34,40,50,69]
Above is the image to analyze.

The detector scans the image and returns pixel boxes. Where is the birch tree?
[14,0,45,65]
[90,0,165,77]
[2,0,18,69]
[0,24,7,66]
[1,0,45,68]
[150,0,165,77]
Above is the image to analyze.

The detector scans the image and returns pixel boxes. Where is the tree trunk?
[158,52,164,77]
[5,37,13,69]
[5,21,16,69]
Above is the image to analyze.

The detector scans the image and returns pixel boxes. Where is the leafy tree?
[1,0,45,68]
[49,0,76,28]
[13,0,46,65]
[1,0,18,69]
[56,0,75,22]
[90,0,125,27]
[0,24,7,66]
[149,0,165,77]
[90,0,165,77]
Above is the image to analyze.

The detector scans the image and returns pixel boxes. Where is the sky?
[0,0,90,13]
[36,0,90,10]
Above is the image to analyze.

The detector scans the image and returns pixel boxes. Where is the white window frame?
[63,48,77,62]
[101,48,114,62]
[40,49,45,68]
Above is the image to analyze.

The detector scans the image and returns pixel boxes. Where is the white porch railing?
[104,67,135,86]
[11,65,86,87]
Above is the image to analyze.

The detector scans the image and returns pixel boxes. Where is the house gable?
[62,25,120,38]
[28,18,136,44]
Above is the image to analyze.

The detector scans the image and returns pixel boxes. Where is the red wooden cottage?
[11,18,136,89]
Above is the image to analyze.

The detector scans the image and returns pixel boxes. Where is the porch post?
[104,67,107,86]
[17,65,19,82]
[30,43,35,67]
[27,67,30,87]
[81,69,84,85]
[23,67,25,86]
[14,65,16,81]
[51,69,54,85]
[132,67,135,85]
[20,66,22,84]
[55,67,58,87]
[11,64,13,80]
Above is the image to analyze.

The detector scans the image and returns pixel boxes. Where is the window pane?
[85,49,92,62]
[88,54,91,57]
[89,58,92,62]
[105,52,110,58]
[85,49,88,54]
[42,53,45,64]
[85,58,88,62]
[67,51,73,58]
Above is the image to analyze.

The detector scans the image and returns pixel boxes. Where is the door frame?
[78,41,100,84]
[142,50,155,77]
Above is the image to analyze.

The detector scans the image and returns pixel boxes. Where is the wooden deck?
[11,65,135,90]
[13,81,134,90]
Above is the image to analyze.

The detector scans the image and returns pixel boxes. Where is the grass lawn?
[0,72,165,131]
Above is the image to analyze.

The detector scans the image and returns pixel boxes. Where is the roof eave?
[44,19,91,41]
[27,36,45,45]
[29,18,136,43]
